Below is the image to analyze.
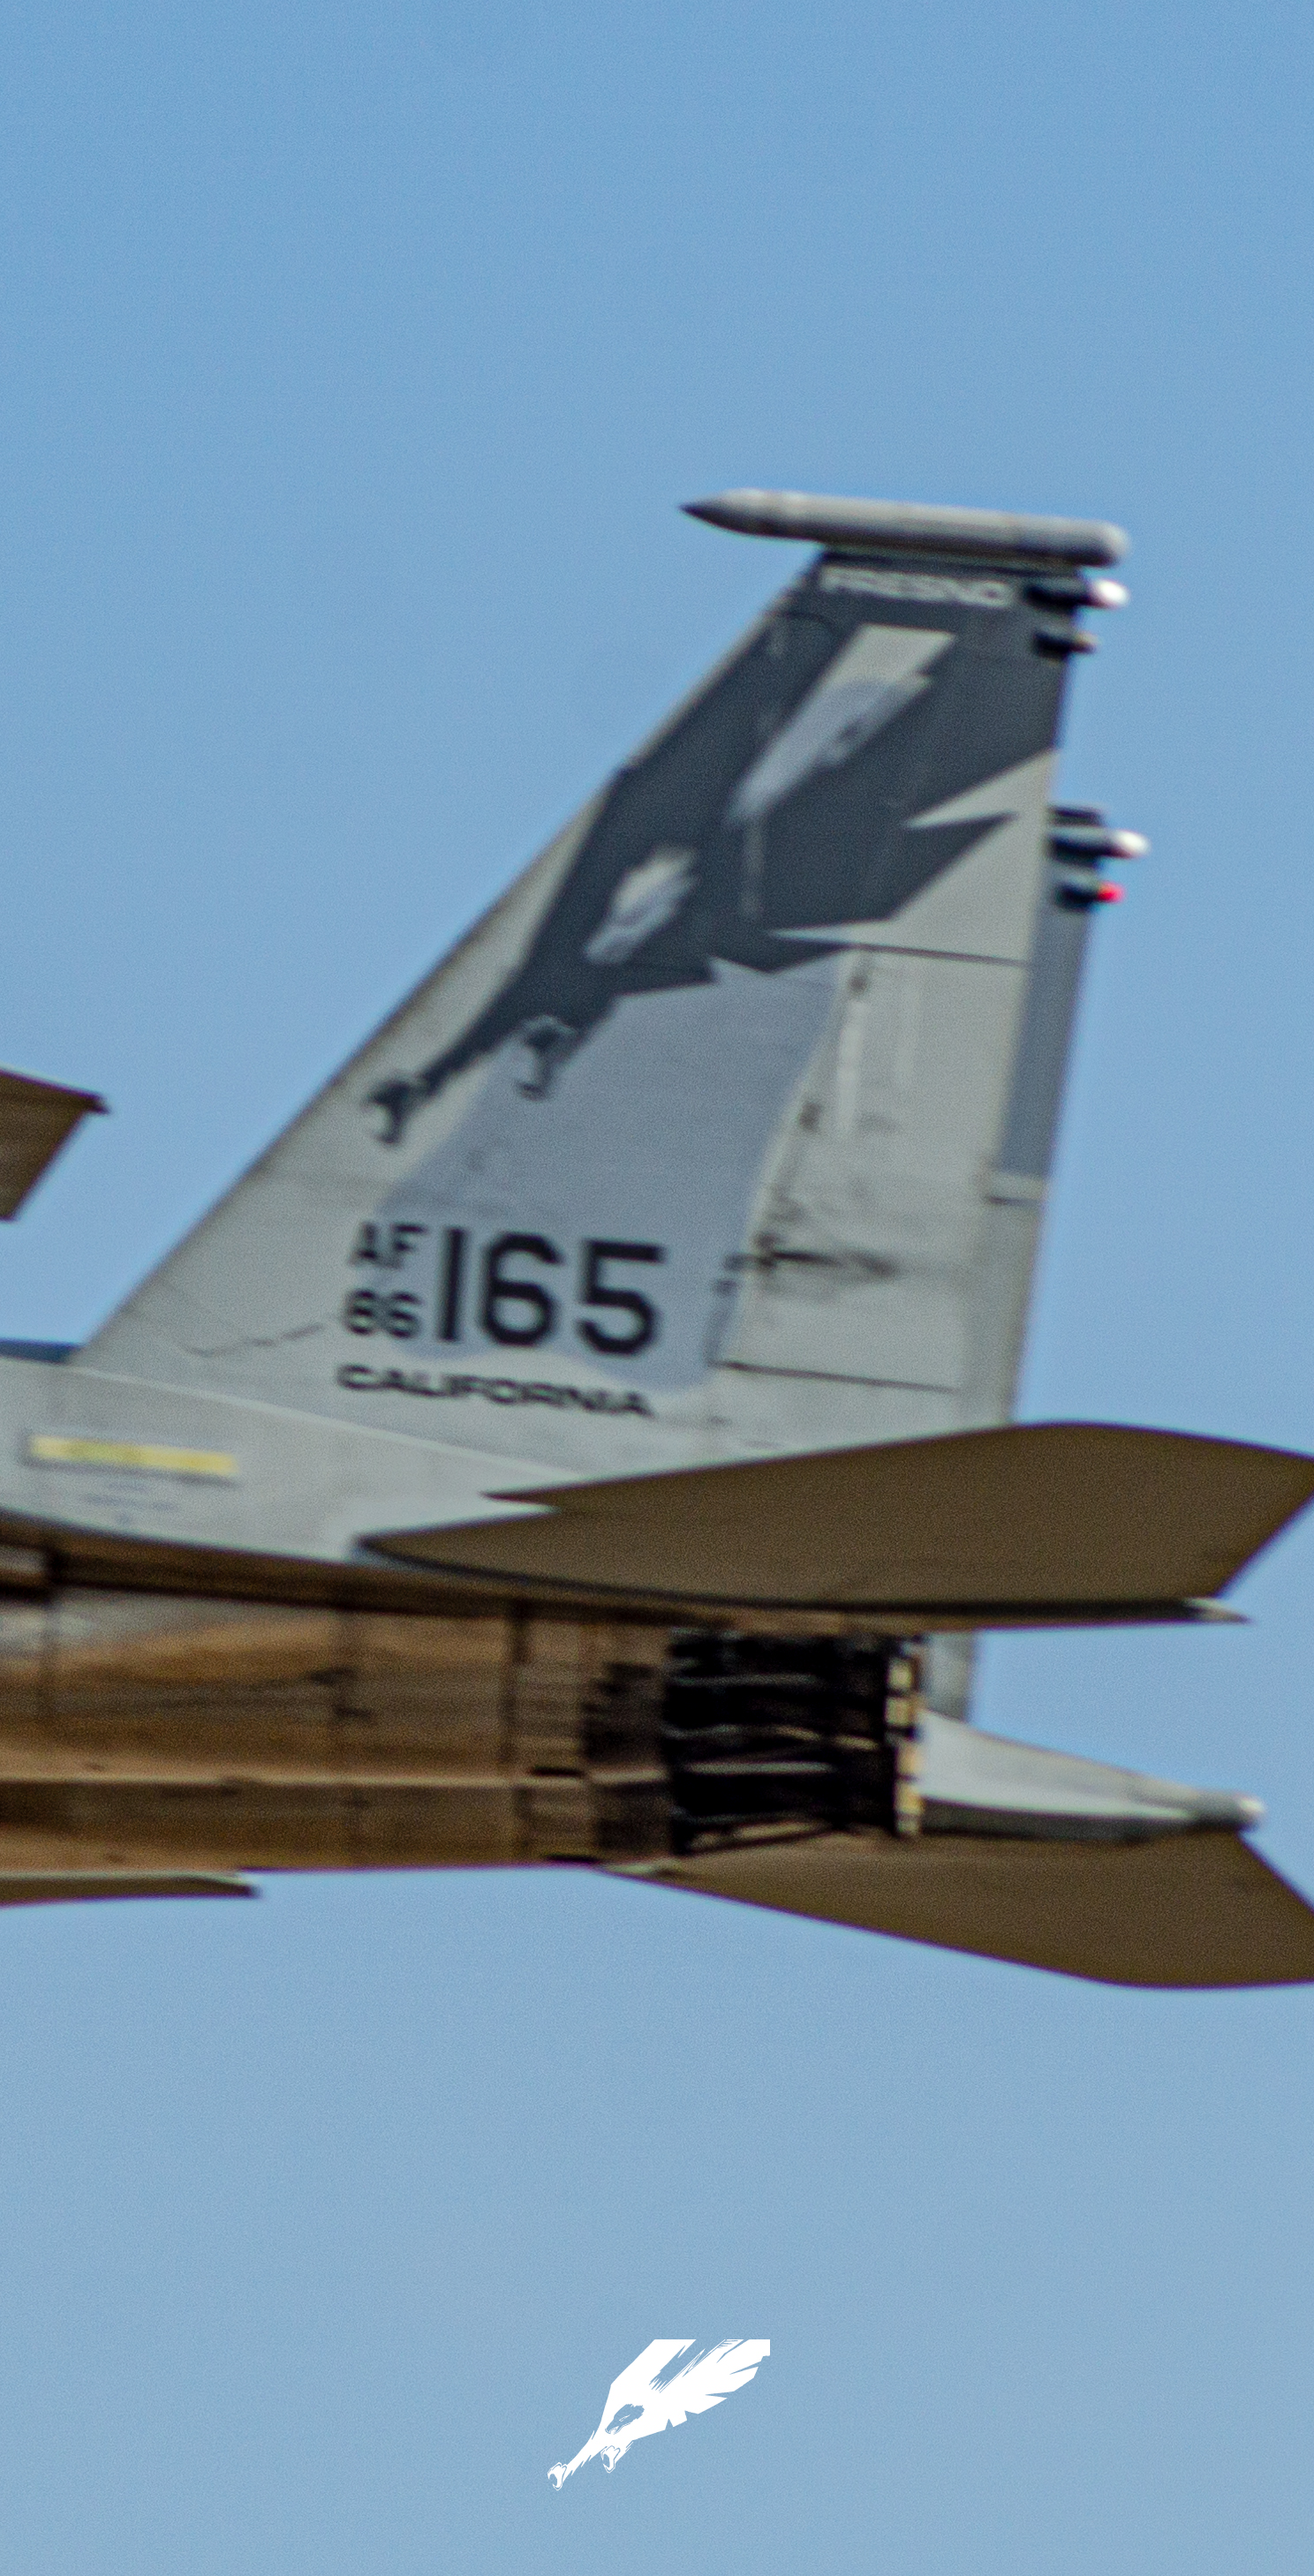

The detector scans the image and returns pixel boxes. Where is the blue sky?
[4,2,1314,2568]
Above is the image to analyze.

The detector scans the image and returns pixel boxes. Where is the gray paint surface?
[77,539,1082,1492]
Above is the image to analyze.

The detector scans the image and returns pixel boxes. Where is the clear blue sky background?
[3,3,1314,2568]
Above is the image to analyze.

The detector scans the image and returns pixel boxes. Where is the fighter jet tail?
[79,493,1135,1503]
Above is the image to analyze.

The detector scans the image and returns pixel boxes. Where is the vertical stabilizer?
[81,494,1129,1495]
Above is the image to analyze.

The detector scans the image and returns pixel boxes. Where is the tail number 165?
[343,1230,666,1356]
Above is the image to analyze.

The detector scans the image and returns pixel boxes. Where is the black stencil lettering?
[578,1240,665,1355]
[437,1226,468,1343]
[481,1232,562,1347]
[387,1222,428,1269]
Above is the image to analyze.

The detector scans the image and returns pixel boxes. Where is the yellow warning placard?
[27,1435,238,1480]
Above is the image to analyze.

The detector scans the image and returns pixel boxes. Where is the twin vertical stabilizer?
[80,491,1132,1497]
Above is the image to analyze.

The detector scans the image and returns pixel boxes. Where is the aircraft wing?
[651,1827,1314,1989]
[0,1068,107,1218]
[365,1420,1314,1621]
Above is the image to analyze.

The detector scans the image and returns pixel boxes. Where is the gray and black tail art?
[82,491,1139,1480]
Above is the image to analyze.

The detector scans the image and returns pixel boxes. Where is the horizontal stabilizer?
[0,1872,254,1907]
[655,1830,1314,1988]
[0,1067,107,1219]
[366,1421,1314,1620]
